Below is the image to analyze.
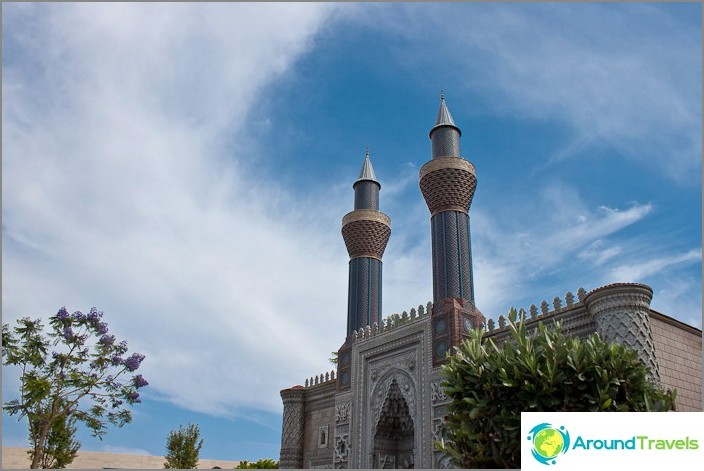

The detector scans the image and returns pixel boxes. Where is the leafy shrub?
[437,308,676,469]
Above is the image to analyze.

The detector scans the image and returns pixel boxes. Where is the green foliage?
[436,308,676,469]
[329,351,338,365]
[235,458,279,468]
[2,308,148,469]
[28,404,81,468]
[164,423,204,469]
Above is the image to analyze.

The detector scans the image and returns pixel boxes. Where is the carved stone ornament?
[335,403,351,424]
[431,381,448,404]
[334,434,350,463]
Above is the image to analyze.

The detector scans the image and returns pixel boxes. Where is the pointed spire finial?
[355,147,378,185]
[430,91,461,137]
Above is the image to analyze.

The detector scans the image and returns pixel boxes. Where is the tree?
[235,458,280,468]
[436,308,676,469]
[2,307,148,469]
[28,402,81,468]
[163,423,204,469]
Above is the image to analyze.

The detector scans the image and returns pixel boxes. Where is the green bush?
[164,423,204,469]
[437,308,676,469]
[235,458,279,468]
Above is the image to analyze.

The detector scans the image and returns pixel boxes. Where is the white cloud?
[607,249,702,282]
[369,3,702,184]
[2,3,343,416]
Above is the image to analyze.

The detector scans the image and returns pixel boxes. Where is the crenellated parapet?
[484,283,661,383]
[485,288,587,334]
[303,370,337,388]
[349,302,433,343]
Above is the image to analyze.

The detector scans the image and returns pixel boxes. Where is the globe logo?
[527,423,570,465]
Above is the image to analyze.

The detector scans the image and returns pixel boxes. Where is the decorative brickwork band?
[583,283,661,384]
[419,158,477,216]
[279,387,305,469]
[342,210,391,260]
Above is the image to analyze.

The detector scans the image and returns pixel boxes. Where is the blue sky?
[2,2,701,463]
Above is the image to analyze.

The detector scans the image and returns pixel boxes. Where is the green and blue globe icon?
[527,423,571,465]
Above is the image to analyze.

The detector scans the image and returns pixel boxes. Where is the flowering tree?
[2,307,149,469]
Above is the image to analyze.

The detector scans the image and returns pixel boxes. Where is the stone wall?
[1,447,239,469]
[302,381,336,468]
[649,311,703,411]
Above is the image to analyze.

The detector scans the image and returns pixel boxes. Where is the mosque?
[278,95,703,469]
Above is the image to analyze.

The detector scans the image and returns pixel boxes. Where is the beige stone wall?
[301,382,335,468]
[649,311,703,411]
[1,447,239,469]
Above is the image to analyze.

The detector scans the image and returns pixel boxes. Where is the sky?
[2,1,702,463]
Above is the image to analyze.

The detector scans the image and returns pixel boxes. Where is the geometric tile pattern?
[431,211,473,304]
[280,388,305,469]
[420,159,477,216]
[584,283,661,383]
[341,210,391,260]
[430,127,461,159]
[354,180,379,210]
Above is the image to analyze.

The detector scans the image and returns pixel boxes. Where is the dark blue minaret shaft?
[342,150,391,338]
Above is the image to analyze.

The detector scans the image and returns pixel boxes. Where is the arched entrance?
[372,379,415,469]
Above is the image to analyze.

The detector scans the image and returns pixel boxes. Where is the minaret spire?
[419,93,484,365]
[356,147,378,184]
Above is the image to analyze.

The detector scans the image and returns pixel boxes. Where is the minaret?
[337,149,391,390]
[419,92,485,365]
[342,149,391,337]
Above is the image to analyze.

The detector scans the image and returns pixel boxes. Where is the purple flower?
[56,308,69,321]
[99,335,115,346]
[111,355,123,366]
[97,322,109,335]
[87,311,100,323]
[63,326,74,340]
[72,311,85,321]
[127,391,141,403]
[123,353,145,372]
[115,341,128,355]
[133,374,149,388]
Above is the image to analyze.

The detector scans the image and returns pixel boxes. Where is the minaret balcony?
[341,209,391,260]
[419,157,477,216]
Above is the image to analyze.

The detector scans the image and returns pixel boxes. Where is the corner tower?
[420,93,485,365]
[341,149,391,338]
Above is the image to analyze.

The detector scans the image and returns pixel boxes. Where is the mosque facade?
[278,96,703,469]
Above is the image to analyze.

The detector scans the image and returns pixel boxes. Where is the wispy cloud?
[369,2,701,184]
[607,249,702,282]
[3,3,342,416]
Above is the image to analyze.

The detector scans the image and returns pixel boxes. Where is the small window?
[318,425,329,448]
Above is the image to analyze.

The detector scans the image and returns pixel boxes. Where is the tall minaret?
[420,92,485,365]
[341,149,391,338]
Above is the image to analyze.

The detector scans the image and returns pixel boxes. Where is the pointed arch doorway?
[372,379,415,469]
